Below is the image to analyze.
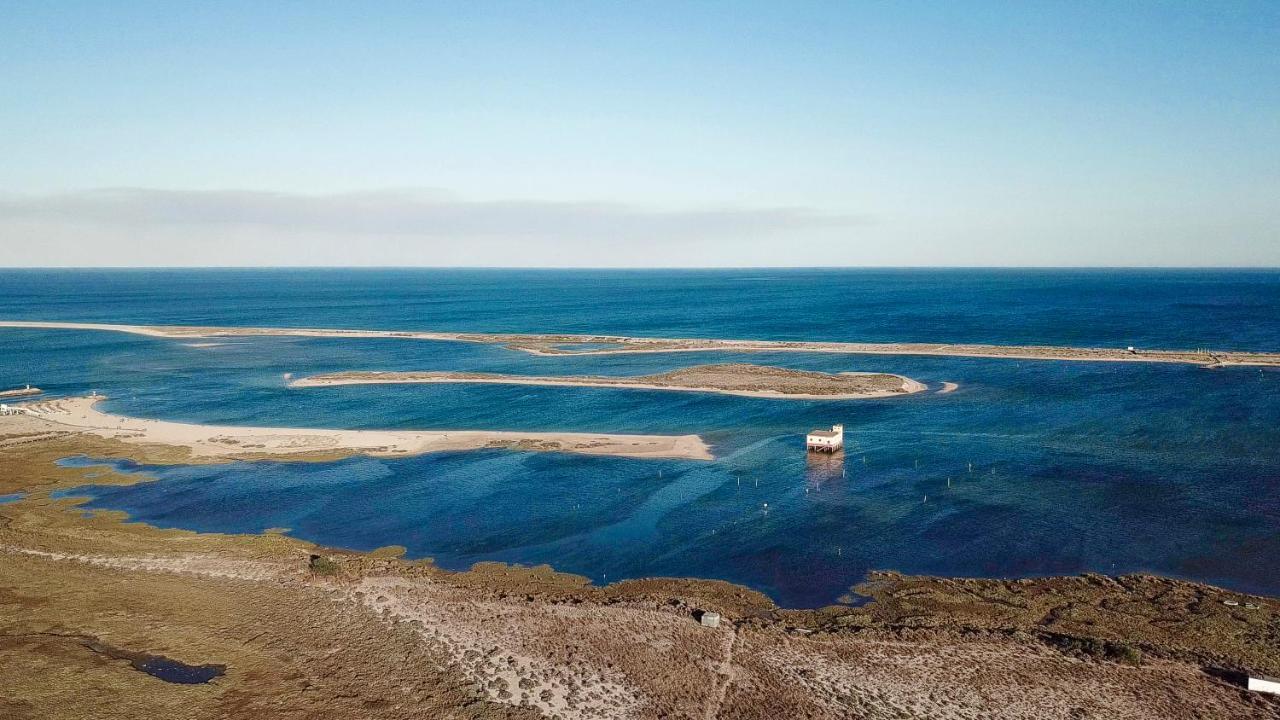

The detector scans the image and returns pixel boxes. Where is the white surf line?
[4,320,1279,367]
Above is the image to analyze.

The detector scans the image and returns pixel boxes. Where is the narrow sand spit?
[17,396,713,461]
[5,320,1279,367]
[292,364,927,400]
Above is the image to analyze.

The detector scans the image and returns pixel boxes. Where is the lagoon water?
[4,269,1279,607]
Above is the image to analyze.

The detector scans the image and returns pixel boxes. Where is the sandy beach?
[5,320,1279,367]
[292,363,927,400]
[10,396,713,461]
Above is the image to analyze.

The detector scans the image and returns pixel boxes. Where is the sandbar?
[10,396,713,461]
[4,320,1278,367]
[291,363,927,400]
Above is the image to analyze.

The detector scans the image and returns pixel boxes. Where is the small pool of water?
[137,656,226,684]
[0,493,24,504]
[82,637,226,684]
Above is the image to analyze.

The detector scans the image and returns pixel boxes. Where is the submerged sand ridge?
[4,320,1279,366]
[13,396,712,461]
[292,363,927,400]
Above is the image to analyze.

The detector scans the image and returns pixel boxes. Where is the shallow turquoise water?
[5,268,1279,607]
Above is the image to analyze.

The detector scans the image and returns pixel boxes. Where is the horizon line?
[3,265,1280,271]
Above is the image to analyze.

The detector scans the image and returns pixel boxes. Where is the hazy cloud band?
[0,188,862,238]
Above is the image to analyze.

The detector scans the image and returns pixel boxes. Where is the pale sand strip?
[291,367,927,400]
[14,396,712,461]
[4,320,1279,367]
[0,320,466,341]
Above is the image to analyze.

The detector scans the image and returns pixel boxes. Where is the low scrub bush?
[310,555,340,576]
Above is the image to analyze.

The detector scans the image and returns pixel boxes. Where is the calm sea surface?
[2,269,1278,607]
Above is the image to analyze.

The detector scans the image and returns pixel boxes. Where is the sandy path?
[15,396,713,461]
[5,320,1278,367]
[703,624,740,720]
[354,576,649,719]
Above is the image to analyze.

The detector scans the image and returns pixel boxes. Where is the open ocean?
[2,268,1278,608]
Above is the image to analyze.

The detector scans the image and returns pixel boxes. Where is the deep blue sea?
[2,269,1278,607]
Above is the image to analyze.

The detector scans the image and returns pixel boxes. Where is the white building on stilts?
[806,424,844,453]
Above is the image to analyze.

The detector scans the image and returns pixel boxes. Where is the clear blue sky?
[1,1,1276,266]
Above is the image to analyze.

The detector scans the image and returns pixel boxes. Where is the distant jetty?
[4,320,1280,367]
[0,385,41,399]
